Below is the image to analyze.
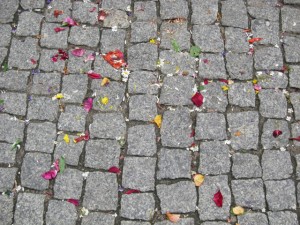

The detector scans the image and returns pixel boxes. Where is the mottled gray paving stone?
[296,154,300,179]
[252,19,279,45]
[284,36,300,63]
[45,0,72,22]
[122,222,151,225]
[14,193,44,225]
[160,76,194,106]
[128,71,158,95]
[94,57,121,81]
[9,38,39,69]
[82,212,115,225]
[128,125,156,156]
[131,21,157,42]
[39,49,66,72]
[72,2,98,25]
[232,153,262,178]
[282,6,300,33]
[227,111,259,150]
[285,0,300,3]
[160,0,188,19]
[85,140,120,169]
[155,219,194,225]
[191,0,218,25]
[46,200,77,225]
[83,172,118,210]
[199,141,230,175]
[69,26,100,48]
[92,81,125,111]
[247,0,279,21]
[195,113,227,140]
[128,43,158,71]
[160,22,190,51]
[0,71,29,92]
[201,223,228,225]
[232,179,265,209]
[160,51,195,76]
[90,112,126,138]
[157,181,197,213]
[26,122,56,153]
[67,49,93,74]
[193,25,224,53]
[221,0,248,28]
[238,212,268,225]
[254,47,283,70]
[103,9,130,28]
[62,74,88,103]
[290,92,300,120]
[100,29,126,53]
[54,169,83,199]
[54,134,84,166]
[20,0,44,9]
[157,148,191,179]
[0,168,17,192]
[0,47,7,65]
[161,107,193,148]
[259,89,287,118]
[58,105,86,132]
[199,54,227,79]
[28,96,58,121]
[31,72,61,95]
[122,157,156,191]
[102,0,131,10]
[200,82,228,112]
[262,150,293,180]
[129,95,157,121]
[228,82,256,107]
[289,66,300,89]
[198,175,231,220]
[257,71,288,88]
[21,153,51,190]
[265,179,296,210]
[40,23,69,48]
[121,193,155,220]
[261,119,290,149]
[0,195,13,225]
[291,123,300,147]
[0,142,16,164]
[0,92,27,116]
[0,0,18,23]
[0,24,12,47]
[134,1,157,21]
[16,11,44,36]
[0,114,25,143]
[226,53,253,80]
[298,182,300,205]
[268,211,299,225]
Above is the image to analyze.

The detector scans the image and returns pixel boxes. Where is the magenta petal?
[84,53,95,62]
[191,92,204,107]
[273,130,282,138]
[71,48,85,57]
[41,170,58,180]
[213,190,223,207]
[67,199,79,206]
[63,17,78,26]
[108,166,121,174]
[124,189,141,194]
[83,98,93,112]
[87,70,102,79]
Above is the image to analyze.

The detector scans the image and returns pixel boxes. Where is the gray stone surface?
[298,182,300,205]
[296,154,300,179]
[238,213,268,225]
[102,0,131,11]
[221,0,248,28]
[103,9,130,29]
[69,26,100,48]
[122,222,150,225]
[201,223,228,225]
[0,71,29,92]
[157,181,197,213]
[282,6,300,33]
[28,96,58,121]
[0,114,25,143]
[131,21,157,43]
[58,105,86,132]
[232,153,262,178]
[191,0,218,25]
[0,195,14,225]
[247,0,279,21]
[0,142,16,164]
[199,54,227,79]
[155,219,195,225]
[0,167,17,192]
[128,71,159,95]
[82,212,115,225]
[62,74,88,103]
[228,82,256,107]
[0,0,18,23]
[45,0,72,22]
[254,47,283,70]
[259,89,287,118]
[39,49,66,72]
[290,92,300,120]
[289,66,300,89]
[94,56,121,81]
[291,122,300,147]
[67,49,93,74]
[72,2,98,25]
[40,23,69,49]
[160,0,189,19]
[16,11,44,36]
[129,95,157,121]
[0,47,8,65]
[0,92,27,115]
[226,52,253,80]
[134,1,157,21]
[31,72,61,95]
[46,200,77,225]
[268,211,299,225]
[0,24,12,47]
[100,29,126,53]
[252,19,279,45]
[20,0,44,9]
[284,36,300,63]
[257,71,288,89]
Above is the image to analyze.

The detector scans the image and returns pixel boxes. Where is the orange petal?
[193,174,205,187]
[152,115,162,128]
[166,212,180,223]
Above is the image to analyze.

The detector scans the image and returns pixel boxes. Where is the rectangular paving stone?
[100,29,126,53]
[40,23,69,49]
[290,92,300,120]
[69,26,100,48]
[228,82,256,107]
[257,71,288,89]
[238,212,268,225]
[129,95,157,121]
[122,156,156,191]
[134,1,157,21]
[157,181,197,213]
[296,155,300,179]
[28,96,58,121]
[20,0,44,9]
[45,0,72,22]
[0,114,25,143]
[31,72,61,95]
[0,195,14,225]
[155,219,195,225]
[247,0,279,22]
[284,36,300,63]
[0,24,12,47]
[102,0,131,10]
[128,71,159,95]
[199,54,227,79]
[102,9,130,29]
[82,212,115,225]
[282,6,300,33]
[58,105,86,132]
[0,168,17,192]
[16,11,44,36]
[0,142,16,164]
[198,175,231,220]
[268,211,299,225]
[191,0,218,25]
[252,19,279,45]
[72,1,98,25]
[67,49,93,74]
[0,0,18,23]
[232,153,262,179]
[221,0,248,28]
[62,74,88,103]
[254,47,283,70]
[83,172,118,210]
[226,53,253,80]
[160,0,188,20]
[131,21,157,43]
[39,49,66,72]
[227,111,259,150]
[0,92,27,116]
[0,70,29,92]
[46,200,77,225]
[289,66,300,89]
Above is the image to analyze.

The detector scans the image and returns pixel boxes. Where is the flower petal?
[101,96,109,105]
[84,53,95,62]
[213,190,223,207]
[71,48,85,57]
[83,98,93,112]
[87,70,102,79]
[54,27,66,33]
[123,189,141,194]
[248,37,263,44]
[232,206,245,215]
[193,174,205,187]
[273,130,282,138]
[54,10,64,18]
[59,156,66,174]
[101,77,110,86]
[152,115,162,128]
[108,166,121,174]
[191,92,204,107]
[63,134,70,144]
[102,50,126,69]
[166,212,181,223]
[98,10,108,21]
[41,170,57,180]
[74,131,90,143]
[67,199,79,207]
[290,136,300,141]
[63,17,78,26]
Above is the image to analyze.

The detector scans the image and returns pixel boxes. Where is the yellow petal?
[232,206,245,215]
[52,93,64,100]
[166,212,180,223]
[101,77,110,86]
[63,134,70,144]
[101,97,109,105]
[221,85,229,91]
[193,174,205,187]
[149,38,156,44]
[252,79,258,84]
[152,115,162,128]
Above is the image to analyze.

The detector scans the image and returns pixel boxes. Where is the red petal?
[51,55,58,62]
[54,27,66,33]
[74,131,90,143]
[98,10,107,21]
[124,189,141,194]
[248,38,263,44]
[203,59,209,64]
[54,10,63,18]
[71,48,85,57]
[219,79,228,84]
[290,136,300,141]
[191,92,204,107]
[30,58,37,64]
[108,166,121,174]
[41,170,57,180]
[190,129,195,137]
[67,199,79,206]
[273,130,282,138]
[213,190,223,207]
[203,79,209,85]
[102,50,126,69]
[87,71,102,79]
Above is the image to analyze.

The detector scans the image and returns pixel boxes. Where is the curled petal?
[98,10,108,21]
[71,48,85,57]
[152,115,162,128]
[193,174,205,187]
[102,50,126,69]
[219,79,228,84]
[74,131,90,143]
[54,27,66,33]
[273,130,282,138]
[191,92,204,107]
[63,134,70,144]
[248,37,263,44]
[87,70,102,79]
[101,77,110,86]
[290,136,300,141]
[83,98,93,112]
[213,190,223,208]
[123,189,141,194]
[166,212,181,223]
[84,53,95,62]
[232,206,245,215]
[41,170,57,180]
[108,166,121,174]
[63,17,78,26]
[67,199,79,207]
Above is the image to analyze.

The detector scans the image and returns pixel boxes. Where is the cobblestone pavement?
[1,0,300,225]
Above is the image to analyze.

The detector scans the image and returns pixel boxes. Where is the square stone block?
[128,71,159,95]
[228,82,256,107]
[40,23,69,49]
[16,11,44,36]
[58,105,87,132]
[199,54,227,79]
[69,26,100,48]
[232,153,262,179]
[31,72,61,95]
[46,200,77,225]
[160,0,188,20]
[129,95,157,121]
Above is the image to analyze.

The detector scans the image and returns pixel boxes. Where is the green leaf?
[59,156,66,174]
[190,46,201,57]
[171,39,180,52]
[2,62,8,72]
[198,85,205,91]
[0,99,4,105]
[11,139,22,151]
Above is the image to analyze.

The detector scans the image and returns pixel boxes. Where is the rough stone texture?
[16,12,44,36]
[290,92,300,120]
[72,2,98,25]
[45,0,72,22]
[226,52,253,80]
[157,181,197,213]
[289,66,300,89]
[0,168,17,192]
[254,47,283,70]
[228,82,256,107]
[232,179,266,209]
[82,212,115,225]
[284,0,300,3]
[122,222,151,225]
[39,49,66,72]
[85,140,120,169]
[252,19,279,45]
[191,0,218,25]
[121,193,155,220]
[296,154,300,179]
[261,119,290,149]
[221,0,248,28]
[100,29,126,53]
[0,47,7,65]
[155,219,195,225]
[0,92,27,116]
[238,213,268,225]
[265,179,297,211]
[284,36,300,63]
[94,57,121,80]
[0,114,25,143]
[195,113,227,140]
[232,153,262,178]
[127,125,157,156]
[291,123,300,147]
[282,6,300,33]
[62,74,88,103]
[46,201,77,225]
[131,21,157,43]
[0,142,16,164]
[69,26,100,48]
[0,25,11,47]
[0,71,29,92]
[199,141,230,175]
[199,54,227,79]
[201,223,228,225]
[28,96,58,121]
[198,175,231,220]
[14,193,44,225]
[83,172,118,210]
[161,107,193,148]
[227,111,259,150]
[102,0,131,11]
[40,23,69,49]
[268,211,299,225]
[103,9,130,28]
[247,0,280,21]
[257,71,288,89]
[0,0,18,23]
[20,0,44,9]
[31,72,61,95]
[157,148,191,179]
[67,49,93,74]
[160,0,189,19]
[0,195,14,225]
[58,105,86,132]
[122,157,156,191]
[193,25,224,52]
[128,71,159,95]
[258,89,287,118]
[298,182,300,205]
[129,95,157,121]
[134,1,157,21]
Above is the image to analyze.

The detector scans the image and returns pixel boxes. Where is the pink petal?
[254,84,262,91]
[83,98,93,112]
[89,7,97,12]
[87,70,102,79]
[54,27,66,33]
[273,130,282,138]
[63,17,78,26]
[84,53,95,62]
[30,58,37,64]
[67,199,79,207]
[108,166,121,174]
[213,190,223,207]
[71,48,85,57]
[41,170,58,180]
[290,136,300,141]
[191,92,204,107]
[53,159,60,171]
[123,189,141,194]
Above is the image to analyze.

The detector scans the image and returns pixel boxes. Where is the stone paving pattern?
[0,0,300,225]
